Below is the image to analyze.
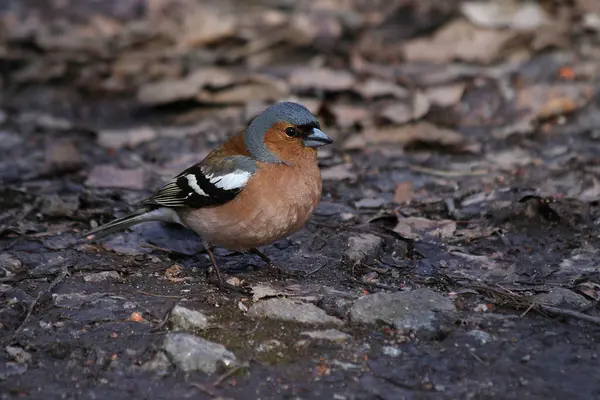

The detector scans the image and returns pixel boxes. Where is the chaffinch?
[86,101,333,283]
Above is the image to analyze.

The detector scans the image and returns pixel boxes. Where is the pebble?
[301,329,352,342]
[161,333,237,374]
[343,234,383,266]
[248,298,343,326]
[350,288,456,331]
[169,305,211,331]
[83,271,121,283]
[533,287,591,310]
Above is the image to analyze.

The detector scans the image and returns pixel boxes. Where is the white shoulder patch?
[185,174,207,196]
[209,170,252,190]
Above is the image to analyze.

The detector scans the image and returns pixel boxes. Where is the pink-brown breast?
[179,158,322,251]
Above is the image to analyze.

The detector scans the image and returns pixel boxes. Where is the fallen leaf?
[329,104,370,127]
[321,164,356,181]
[355,198,387,209]
[576,282,600,301]
[380,91,430,124]
[166,264,185,283]
[393,182,414,204]
[45,141,82,173]
[177,6,237,48]
[518,83,593,120]
[130,312,143,322]
[425,83,466,107]
[354,78,409,99]
[289,67,355,92]
[137,68,234,106]
[196,77,288,104]
[461,1,550,30]
[393,217,456,240]
[85,165,146,190]
[98,126,157,149]
[367,121,466,148]
[403,20,520,64]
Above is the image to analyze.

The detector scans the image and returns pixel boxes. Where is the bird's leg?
[202,241,223,288]
[248,248,302,278]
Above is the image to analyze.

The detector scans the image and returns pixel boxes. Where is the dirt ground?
[1,0,600,399]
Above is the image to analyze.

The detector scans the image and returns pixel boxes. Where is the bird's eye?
[285,127,297,137]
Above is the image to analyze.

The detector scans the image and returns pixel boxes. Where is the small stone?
[521,354,531,363]
[97,126,156,149]
[301,329,352,342]
[83,271,121,283]
[0,253,23,276]
[169,305,210,331]
[354,198,387,209]
[256,339,286,353]
[39,194,80,217]
[343,234,383,266]
[142,351,172,376]
[85,165,146,190]
[468,329,492,345]
[248,298,343,325]
[381,346,402,357]
[350,288,456,331]
[534,288,591,310]
[6,346,32,364]
[161,333,237,374]
[44,141,82,173]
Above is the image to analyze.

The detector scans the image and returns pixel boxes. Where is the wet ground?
[1,0,600,399]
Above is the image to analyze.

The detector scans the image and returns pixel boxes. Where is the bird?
[85,101,333,286]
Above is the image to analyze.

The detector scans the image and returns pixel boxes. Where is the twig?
[213,366,244,387]
[520,302,535,318]
[468,351,488,365]
[410,165,489,177]
[189,382,219,398]
[306,263,326,276]
[13,266,70,340]
[345,278,399,291]
[538,305,600,326]
[137,291,183,299]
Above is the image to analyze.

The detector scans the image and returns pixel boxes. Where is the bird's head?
[244,102,333,164]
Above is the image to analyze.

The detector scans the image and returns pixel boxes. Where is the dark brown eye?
[285,127,297,137]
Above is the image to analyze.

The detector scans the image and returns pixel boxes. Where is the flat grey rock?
[161,333,237,374]
[344,234,383,266]
[350,288,456,331]
[533,287,591,310]
[301,329,352,342]
[248,298,343,326]
[169,305,210,331]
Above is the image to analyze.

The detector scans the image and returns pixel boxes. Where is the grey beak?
[303,128,333,148]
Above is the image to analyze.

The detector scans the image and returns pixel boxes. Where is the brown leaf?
[517,83,593,119]
[85,165,146,190]
[98,127,157,149]
[137,68,234,106]
[321,164,356,181]
[177,6,237,48]
[329,104,370,128]
[380,91,430,124]
[425,83,466,107]
[354,78,409,100]
[403,20,521,64]
[393,217,456,240]
[289,67,355,92]
[393,182,414,204]
[461,1,550,30]
[45,141,82,173]
[196,76,289,104]
[367,121,465,147]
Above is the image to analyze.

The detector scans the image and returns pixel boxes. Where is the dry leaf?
[197,77,288,104]
[289,67,355,92]
[321,164,356,181]
[354,78,409,99]
[403,20,520,64]
[330,104,370,127]
[425,83,466,107]
[380,91,430,124]
[461,1,550,30]
[178,6,236,48]
[367,121,465,147]
[394,217,456,240]
[98,127,156,149]
[517,83,593,120]
[137,68,234,105]
[393,182,414,204]
[85,165,146,190]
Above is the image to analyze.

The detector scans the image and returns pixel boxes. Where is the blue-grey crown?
[244,102,320,163]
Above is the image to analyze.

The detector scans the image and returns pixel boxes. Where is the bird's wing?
[141,155,257,208]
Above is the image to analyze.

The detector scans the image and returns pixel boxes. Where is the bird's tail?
[84,207,181,241]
